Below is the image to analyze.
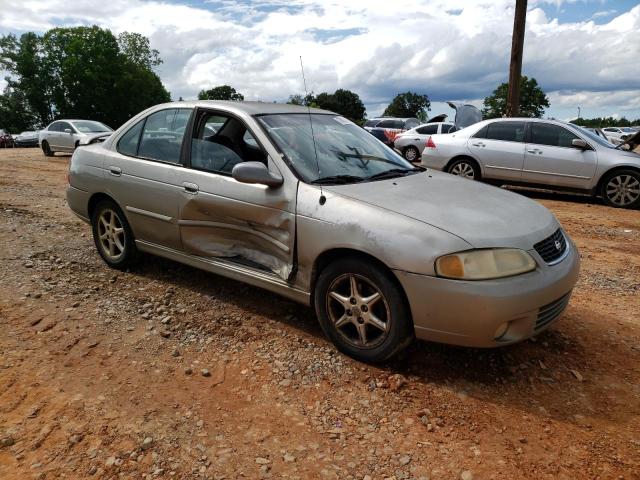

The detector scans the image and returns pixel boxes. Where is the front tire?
[447,158,479,180]
[314,258,413,363]
[91,199,137,269]
[42,141,53,157]
[402,146,420,162]
[600,169,640,209]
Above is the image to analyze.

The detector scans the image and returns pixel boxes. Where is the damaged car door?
[176,108,296,280]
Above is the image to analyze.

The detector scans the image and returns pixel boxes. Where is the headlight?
[435,249,536,280]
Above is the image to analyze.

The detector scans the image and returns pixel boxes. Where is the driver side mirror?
[64,128,72,134]
[232,162,283,188]
[572,138,588,149]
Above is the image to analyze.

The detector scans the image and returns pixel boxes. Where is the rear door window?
[117,119,145,157]
[138,108,191,163]
[485,122,525,142]
[49,122,61,132]
[530,123,580,148]
[416,124,438,135]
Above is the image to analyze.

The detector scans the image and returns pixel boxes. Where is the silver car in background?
[39,119,113,156]
[421,118,640,208]
[67,101,579,362]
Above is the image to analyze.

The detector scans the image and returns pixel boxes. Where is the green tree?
[198,85,244,101]
[287,92,317,107]
[570,117,639,128]
[313,89,366,123]
[382,92,430,120]
[483,76,549,118]
[0,85,39,132]
[0,26,170,129]
[0,32,55,127]
[117,32,162,69]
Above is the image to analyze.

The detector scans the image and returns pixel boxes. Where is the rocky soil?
[0,148,639,479]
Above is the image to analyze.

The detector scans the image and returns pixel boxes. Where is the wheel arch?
[87,192,124,220]
[595,165,640,196]
[309,248,412,319]
[444,155,482,179]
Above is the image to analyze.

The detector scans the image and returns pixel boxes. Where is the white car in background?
[39,119,113,156]
[393,122,458,161]
[602,127,635,145]
[420,118,640,208]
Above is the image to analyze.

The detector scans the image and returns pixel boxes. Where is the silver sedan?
[421,118,640,209]
[39,119,113,156]
[67,101,580,362]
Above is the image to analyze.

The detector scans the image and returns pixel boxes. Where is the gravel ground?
[0,148,639,480]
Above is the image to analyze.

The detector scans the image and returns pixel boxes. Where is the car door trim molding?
[521,169,590,179]
[135,240,308,304]
[484,165,522,172]
[125,206,173,223]
[177,219,291,253]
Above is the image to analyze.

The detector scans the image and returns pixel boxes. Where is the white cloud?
[0,0,638,119]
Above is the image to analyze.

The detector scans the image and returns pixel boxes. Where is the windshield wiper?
[366,167,423,181]
[311,174,366,185]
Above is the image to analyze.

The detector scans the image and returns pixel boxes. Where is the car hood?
[323,170,559,250]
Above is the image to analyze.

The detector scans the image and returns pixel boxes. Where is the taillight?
[425,136,436,148]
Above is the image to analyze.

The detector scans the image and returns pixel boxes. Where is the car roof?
[150,100,335,116]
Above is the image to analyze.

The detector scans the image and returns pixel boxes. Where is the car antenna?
[299,56,326,205]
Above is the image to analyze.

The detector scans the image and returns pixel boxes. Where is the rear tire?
[447,158,479,180]
[91,199,138,269]
[600,169,640,209]
[42,141,53,157]
[402,146,420,162]
[314,258,413,363]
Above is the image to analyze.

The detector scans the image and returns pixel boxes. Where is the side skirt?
[135,240,311,306]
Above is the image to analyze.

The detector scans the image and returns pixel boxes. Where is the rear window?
[364,119,380,127]
[416,124,438,135]
[485,122,525,142]
[377,119,403,129]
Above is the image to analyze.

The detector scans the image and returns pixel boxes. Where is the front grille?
[534,229,567,264]
[536,291,572,331]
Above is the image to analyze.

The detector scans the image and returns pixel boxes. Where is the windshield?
[575,125,616,148]
[72,121,112,133]
[258,114,415,183]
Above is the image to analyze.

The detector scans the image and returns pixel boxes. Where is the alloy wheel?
[404,147,418,162]
[450,162,475,179]
[326,273,391,349]
[97,209,126,261]
[605,174,640,207]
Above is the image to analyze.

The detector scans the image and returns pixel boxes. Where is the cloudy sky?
[1,0,639,121]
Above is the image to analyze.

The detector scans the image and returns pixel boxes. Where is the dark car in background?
[14,130,40,147]
[364,117,420,146]
[1,129,14,148]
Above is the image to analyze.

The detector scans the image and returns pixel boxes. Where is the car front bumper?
[393,239,580,347]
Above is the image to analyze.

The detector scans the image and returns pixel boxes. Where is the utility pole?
[577,106,581,119]
[506,0,527,117]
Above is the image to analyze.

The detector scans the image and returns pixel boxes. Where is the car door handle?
[471,142,485,147]
[183,182,199,194]
[108,166,121,176]
[527,149,543,154]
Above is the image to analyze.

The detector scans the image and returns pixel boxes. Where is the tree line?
[0,27,170,133]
